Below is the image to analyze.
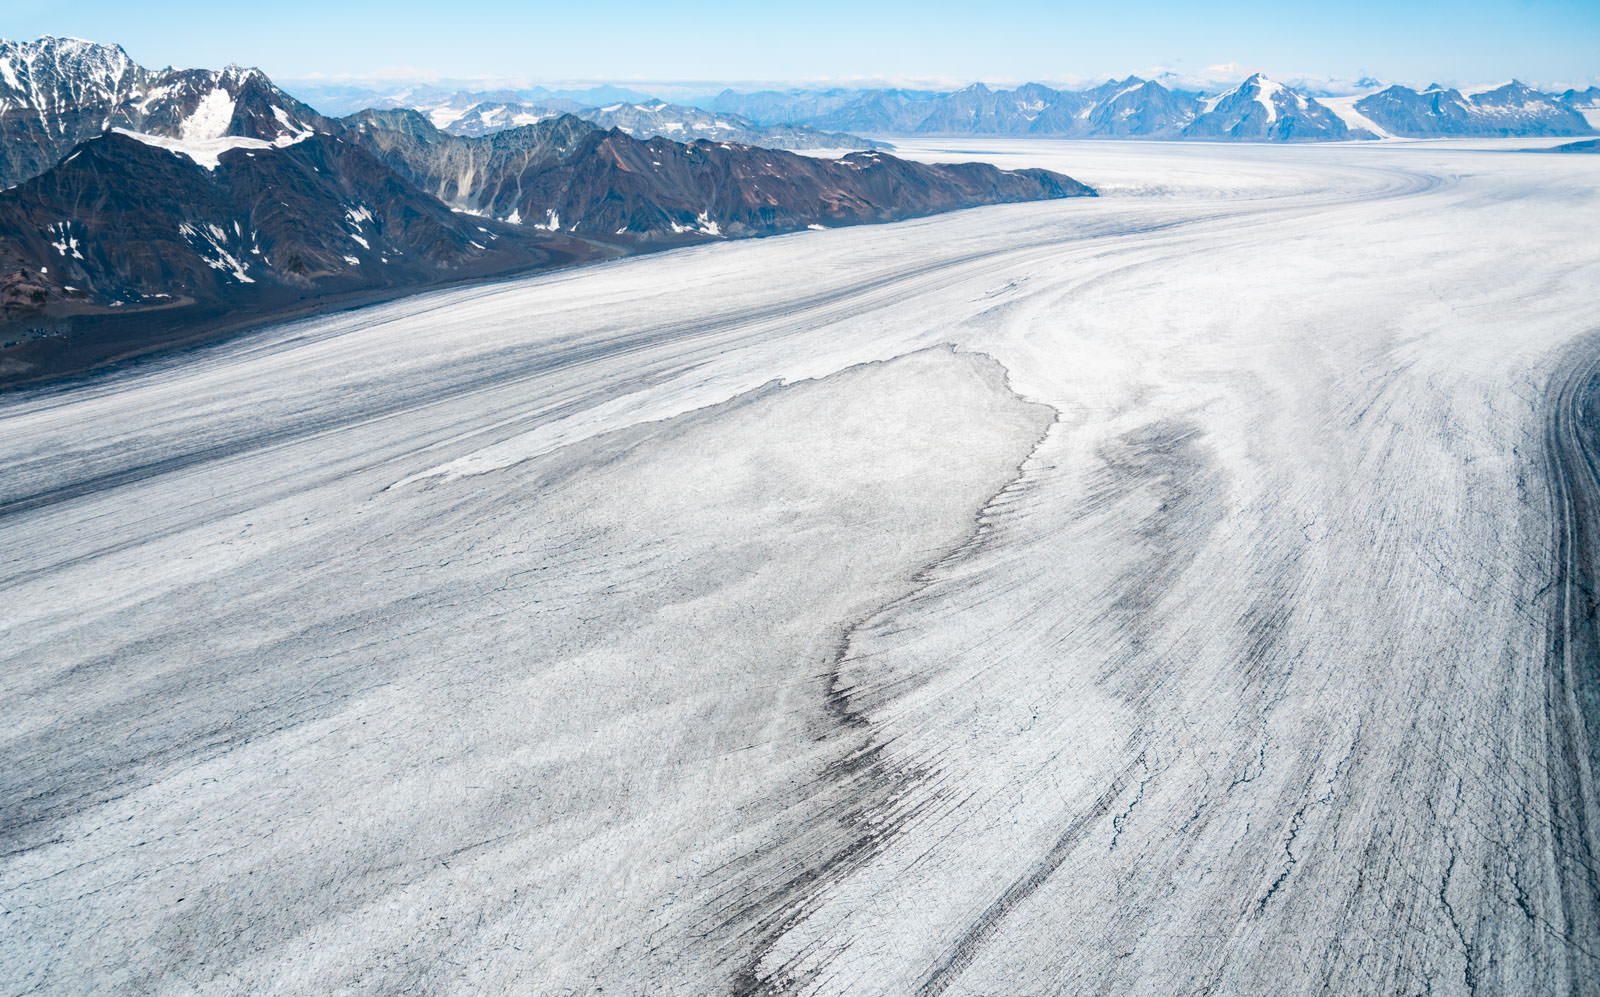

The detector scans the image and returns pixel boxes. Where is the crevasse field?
[3,139,1599,995]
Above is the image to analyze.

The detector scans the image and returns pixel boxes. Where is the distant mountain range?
[704,75,1598,141]
[341,74,1598,146]
[290,74,1600,148]
[277,83,886,151]
[284,81,660,118]
[409,94,889,150]
[0,37,1089,385]
[1349,82,1596,137]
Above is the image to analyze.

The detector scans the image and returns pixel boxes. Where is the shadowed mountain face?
[345,111,1091,241]
[0,130,596,381]
[0,130,549,308]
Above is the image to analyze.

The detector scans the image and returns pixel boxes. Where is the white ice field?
[3,138,1599,995]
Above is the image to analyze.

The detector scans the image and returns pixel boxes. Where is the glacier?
[2,137,1598,995]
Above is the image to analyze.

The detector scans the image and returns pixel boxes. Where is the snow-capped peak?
[0,37,330,188]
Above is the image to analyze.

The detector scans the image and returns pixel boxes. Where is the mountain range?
[288,74,1599,147]
[346,74,1597,145]
[0,37,1090,386]
[408,93,888,150]
[703,75,1597,141]
[1349,81,1596,137]
[284,81,661,118]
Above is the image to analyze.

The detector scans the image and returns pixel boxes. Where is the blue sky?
[7,0,1598,90]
